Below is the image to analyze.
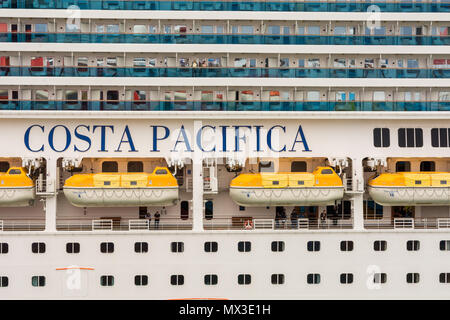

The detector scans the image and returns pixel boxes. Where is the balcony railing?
[364,218,450,230]
[1,33,449,46]
[1,0,449,12]
[203,218,354,230]
[56,218,193,231]
[1,66,449,79]
[1,100,449,111]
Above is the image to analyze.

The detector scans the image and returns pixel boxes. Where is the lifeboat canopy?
[0,167,35,207]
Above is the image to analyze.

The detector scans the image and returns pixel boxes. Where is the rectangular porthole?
[272,181,279,185]
[104,181,111,186]
[298,181,304,185]
[441,181,447,185]
[130,181,137,186]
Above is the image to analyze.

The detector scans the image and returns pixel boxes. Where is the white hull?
[63,187,179,207]
[368,186,450,206]
[0,187,35,207]
[229,187,344,206]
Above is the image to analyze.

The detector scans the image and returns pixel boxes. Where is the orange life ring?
[244,220,253,230]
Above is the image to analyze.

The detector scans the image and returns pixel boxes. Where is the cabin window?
[396,161,411,172]
[340,241,354,251]
[102,161,118,173]
[100,242,114,253]
[398,128,423,148]
[100,275,114,287]
[171,242,184,253]
[238,241,251,252]
[127,161,143,172]
[431,128,450,148]
[373,128,390,148]
[180,201,189,220]
[291,161,307,172]
[407,240,420,251]
[406,273,420,284]
[204,274,218,285]
[205,200,213,220]
[440,240,450,251]
[0,243,8,254]
[259,161,274,173]
[271,274,285,285]
[31,276,45,287]
[0,276,8,287]
[134,242,148,253]
[204,241,218,253]
[373,273,387,284]
[374,240,387,251]
[134,275,148,286]
[31,242,46,254]
[440,273,450,284]
[307,274,320,284]
[420,161,435,172]
[0,162,9,172]
[66,242,80,254]
[340,273,353,284]
[307,241,320,252]
[170,275,184,286]
[238,274,251,285]
[271,241,285,252]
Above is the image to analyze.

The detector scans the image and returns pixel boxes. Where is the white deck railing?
[129,219,149,230]
[92,219,113,231]
[438,218,450,228]
[0,220,3,231]
[394,218,414,229]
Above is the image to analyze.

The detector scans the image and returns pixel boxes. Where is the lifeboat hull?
[230,187,344,207]
[63,187,179,207]
[368,186,450,206]
[0,187,35,207]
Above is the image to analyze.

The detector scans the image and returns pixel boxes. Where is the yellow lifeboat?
[229,166,344,206]
[0,167,35,207]
[63,167,179,207]
[368,172,450,206]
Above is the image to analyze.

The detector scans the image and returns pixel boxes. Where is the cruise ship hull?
[229,187,344,206]
[63,187,179,207]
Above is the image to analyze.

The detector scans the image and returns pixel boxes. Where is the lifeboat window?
[259,161,274,173]
[321,169,333,175]
[180,201,189,220]
[128,161,143,173]
[441,181,447,185]
[298,181,304,185]
[420,161,435,172]
[396,161,411,172]
[102,161,118,173]
[104,181,111,186]
[130,181,137,186]
[291,161,307,172]
[0,162,9,172]
[205,200,213,220]
[415,180,422,185]
[272,181,279,185]
[155,169,168,175]
[8,169,21,175]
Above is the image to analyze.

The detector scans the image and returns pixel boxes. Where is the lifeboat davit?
[0,167,35,207]
[368,172,450,206]
[229,166,344,207]
[63,167,179,207]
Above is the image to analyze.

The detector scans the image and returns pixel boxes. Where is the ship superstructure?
[0,0,449,299]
